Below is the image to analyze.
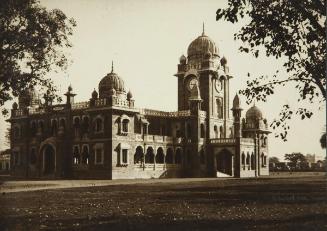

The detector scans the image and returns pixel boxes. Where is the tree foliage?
[216,0,326,141]
[269,156,280,164]
[320,132,326,149]
[284,153,306,166]
[0,0,76,115]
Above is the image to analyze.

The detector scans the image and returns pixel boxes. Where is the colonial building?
[8,29,270,179]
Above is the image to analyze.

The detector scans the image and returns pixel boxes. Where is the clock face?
[215,79,222,92]
[188,78,198,90]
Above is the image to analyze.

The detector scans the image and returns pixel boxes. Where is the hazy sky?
[0,0,325,160]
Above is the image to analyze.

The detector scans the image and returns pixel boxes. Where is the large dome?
[187,31,219,61]
[246,105,263,120]
[99,66,126,98]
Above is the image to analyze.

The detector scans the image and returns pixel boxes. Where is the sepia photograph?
[0,0,326,230]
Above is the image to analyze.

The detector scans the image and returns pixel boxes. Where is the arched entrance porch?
[216,149,233,176]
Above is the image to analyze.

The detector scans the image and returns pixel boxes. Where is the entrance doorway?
[216,149,232,175]
[43,145,55,175]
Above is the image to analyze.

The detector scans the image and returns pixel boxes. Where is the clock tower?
[175,26,233,139]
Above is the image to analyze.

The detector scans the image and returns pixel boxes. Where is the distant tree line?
[269,153,326,172]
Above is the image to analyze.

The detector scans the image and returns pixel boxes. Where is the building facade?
[8,29,270,179]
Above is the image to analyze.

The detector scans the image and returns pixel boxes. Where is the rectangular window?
[122,149,128,164]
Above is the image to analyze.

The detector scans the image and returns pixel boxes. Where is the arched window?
[214,125,218,138]
[74,117,80,127]
[51,120,58,136]
[59,118,66,131]
[73,146,80,165]
[95,117,103,133]
[261,153,267,167]
[121,149,128,164]
[246,152,250,165]
[39,121,44,134]
[30,148,37,165]
[241,152,245,165]
[200,124,205,138]
[216,97,223,119]
[82,145,89,164]
[94,144,104,165]
[166,148,173,164]
[122,119,129,133]
[246,152,250,170]
[73,117,80,137]
[82,117,89,133]
[251,153,255,170]
[219,126,223,138]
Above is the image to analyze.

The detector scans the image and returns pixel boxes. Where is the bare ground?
[0,176,326,231]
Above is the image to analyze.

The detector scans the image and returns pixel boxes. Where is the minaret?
[231,94,242,178]
[231,94,242,138]
[64,85,76,106]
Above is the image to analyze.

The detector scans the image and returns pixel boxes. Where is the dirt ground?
[0,176,326,231]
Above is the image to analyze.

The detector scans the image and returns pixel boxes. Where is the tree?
[216,0,326,141]
[0,0,76,115]
[284,153,306,167]
[320,132,326,149]
[269,156,280,164]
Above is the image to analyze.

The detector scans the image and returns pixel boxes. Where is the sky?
[0,0,325,161]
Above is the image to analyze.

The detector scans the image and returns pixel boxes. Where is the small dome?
[187,33,219,61]
[92,89,98,99]
[246,105,263,119]
[232,94,241,109]
[99,66,126,98]
[220,56,227,66]
[127,90,133,100]
[179,54,187,64]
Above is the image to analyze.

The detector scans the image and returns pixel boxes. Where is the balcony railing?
[72,101,89,110]
[140,109,191,117]
[210,138,236,144]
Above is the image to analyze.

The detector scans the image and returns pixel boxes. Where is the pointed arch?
[156,147,165,164]
[145,147,154,163]
[134,146,144,164]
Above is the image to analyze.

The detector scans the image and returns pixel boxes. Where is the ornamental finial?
[111,60,114,73]
[202,22,205,36]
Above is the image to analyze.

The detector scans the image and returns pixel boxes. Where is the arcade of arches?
[134,146,184,165]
